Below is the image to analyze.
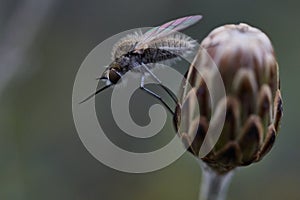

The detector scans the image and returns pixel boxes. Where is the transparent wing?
[135,15,202,50]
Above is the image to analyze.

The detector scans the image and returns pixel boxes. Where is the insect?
[80,15,202,114]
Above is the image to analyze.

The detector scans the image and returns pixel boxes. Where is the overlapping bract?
[175,23,283,174]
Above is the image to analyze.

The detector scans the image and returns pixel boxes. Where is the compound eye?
[109,69,121,84]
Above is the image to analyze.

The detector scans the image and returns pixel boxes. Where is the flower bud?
[175,23,283,174]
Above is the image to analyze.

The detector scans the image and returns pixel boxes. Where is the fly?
[80,15,202,114]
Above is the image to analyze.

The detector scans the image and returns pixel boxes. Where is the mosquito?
[80,15,202,115]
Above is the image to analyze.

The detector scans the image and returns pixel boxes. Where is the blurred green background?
[0,0,299,199]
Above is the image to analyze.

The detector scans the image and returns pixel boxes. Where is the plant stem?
[198,163,235,200]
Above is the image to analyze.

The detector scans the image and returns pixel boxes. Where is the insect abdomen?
[142,48,178,64]
[148,34,196,57]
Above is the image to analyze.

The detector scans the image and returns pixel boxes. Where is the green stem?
[198,163,235,200]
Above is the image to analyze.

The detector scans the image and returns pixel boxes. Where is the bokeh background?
[0,0,299,199]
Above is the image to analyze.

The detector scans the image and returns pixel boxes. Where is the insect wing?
[135,15,202,49]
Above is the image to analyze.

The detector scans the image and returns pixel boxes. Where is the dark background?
[0,0,299,199]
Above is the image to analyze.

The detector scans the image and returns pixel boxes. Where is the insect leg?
[140,75,175,115]
[141,63,178,104]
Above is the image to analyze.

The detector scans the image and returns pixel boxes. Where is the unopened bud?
[175,23,283,174]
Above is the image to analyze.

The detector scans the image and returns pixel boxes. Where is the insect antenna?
[79,84,113,104]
